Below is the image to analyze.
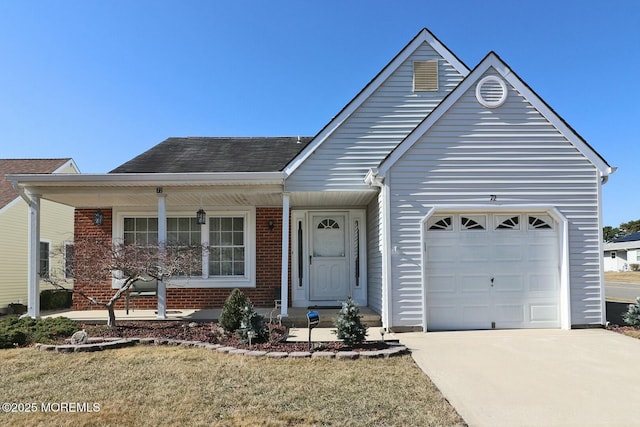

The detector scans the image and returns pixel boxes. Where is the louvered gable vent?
[413,60,438,91]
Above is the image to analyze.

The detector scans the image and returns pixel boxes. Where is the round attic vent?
[475,75,507,108]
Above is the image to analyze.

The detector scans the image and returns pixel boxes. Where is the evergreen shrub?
[623,297,640,327]
[333,297,368,345]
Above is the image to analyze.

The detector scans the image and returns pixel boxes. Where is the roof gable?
[376,52,612,178]
[0,158,75,209]
[284,28,470,177]
[110,137,312,173]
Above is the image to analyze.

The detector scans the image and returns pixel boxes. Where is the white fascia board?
[284,29,470,177]
[8,172,285,189]
[377,53,613,178]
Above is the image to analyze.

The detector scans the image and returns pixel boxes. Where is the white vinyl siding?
[286,42,465,192]
[366,194,383,314]
[385,70,602,328]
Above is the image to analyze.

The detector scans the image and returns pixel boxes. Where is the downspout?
[598,166,616,326]
[365,169,391,329]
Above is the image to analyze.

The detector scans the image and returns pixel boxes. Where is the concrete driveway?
[397,329,640,427]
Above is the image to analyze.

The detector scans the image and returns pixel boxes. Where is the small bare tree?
[46,237,203,327]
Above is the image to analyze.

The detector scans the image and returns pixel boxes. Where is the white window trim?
[112,207,256,289]
[38,239,51,280]
[63,241,74,280]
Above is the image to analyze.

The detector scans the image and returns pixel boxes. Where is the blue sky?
[1,1,638,227]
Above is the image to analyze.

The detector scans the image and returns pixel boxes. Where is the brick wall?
[72,208,114,310]
[72,207,288,310]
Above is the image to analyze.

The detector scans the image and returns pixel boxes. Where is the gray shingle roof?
[109,137,312,173]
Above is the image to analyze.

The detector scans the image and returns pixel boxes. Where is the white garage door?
[426,213,560,331]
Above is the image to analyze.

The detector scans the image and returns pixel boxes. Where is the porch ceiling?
[289,190,378,208]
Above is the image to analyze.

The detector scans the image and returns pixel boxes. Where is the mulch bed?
[74,321,392,353]
[607,324,640,339]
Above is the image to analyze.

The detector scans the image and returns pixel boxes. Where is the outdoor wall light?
[93,209,104,226]
[268,220,275,231]
[196,208,207,225]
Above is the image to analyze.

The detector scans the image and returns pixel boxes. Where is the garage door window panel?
[495,215,520,230]
[528,215,554,230]
[428,216,453,231]
[461,215,486,231]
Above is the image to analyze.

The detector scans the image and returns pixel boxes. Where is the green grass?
[0,346,465,426]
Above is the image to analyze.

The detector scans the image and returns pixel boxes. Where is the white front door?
[309,214,350,301]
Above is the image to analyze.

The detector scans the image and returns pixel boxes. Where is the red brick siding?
[72,209,114,310]
[72,207,289,310]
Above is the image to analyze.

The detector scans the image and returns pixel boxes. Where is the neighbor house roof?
[614,232,640,243]
[110,137,312,173]
[0,159,73,209]
[604,232,640,251]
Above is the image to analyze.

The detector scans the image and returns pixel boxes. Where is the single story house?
[604,232,640,272]
[8,28,614,331]
[0,158,79,313]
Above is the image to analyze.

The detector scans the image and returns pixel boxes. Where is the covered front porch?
[8,171,381,323]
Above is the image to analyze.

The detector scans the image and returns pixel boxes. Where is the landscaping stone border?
[35,337,409,359]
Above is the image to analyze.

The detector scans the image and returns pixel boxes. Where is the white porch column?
[156,188,167,319]
[27,193,41,318]
[280,193,290,317]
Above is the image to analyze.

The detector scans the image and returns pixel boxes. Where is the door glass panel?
[313,216,345,257]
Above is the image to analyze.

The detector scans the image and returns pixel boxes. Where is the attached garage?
[425,212,561,331]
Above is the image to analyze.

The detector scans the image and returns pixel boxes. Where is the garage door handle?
[490,277,494,287]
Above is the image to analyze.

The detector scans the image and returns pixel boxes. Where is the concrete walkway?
[397,329,640,427]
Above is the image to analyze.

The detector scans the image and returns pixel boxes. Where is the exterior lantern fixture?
[268,220,275,231]
[93,209,104,226]
[196,208,206,225]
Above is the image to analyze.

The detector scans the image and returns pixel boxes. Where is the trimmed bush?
[623,297,640,327]
[0,316,78,348]
[237,303,269,344]
[40,290,73,310]
[333,297,368,345]
[219,289,250,332]
[7,303,26,315]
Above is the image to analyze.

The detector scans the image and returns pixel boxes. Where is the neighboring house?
[8,29,614,331]
[604,232,640,272]
[0,159,79,314]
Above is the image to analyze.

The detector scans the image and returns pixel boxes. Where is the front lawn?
[605,271,640,283]
[0,346,465,426]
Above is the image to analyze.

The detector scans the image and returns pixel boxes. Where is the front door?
[309,214,350,301]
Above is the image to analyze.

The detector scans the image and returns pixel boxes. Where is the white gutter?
[10,180,35,206]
